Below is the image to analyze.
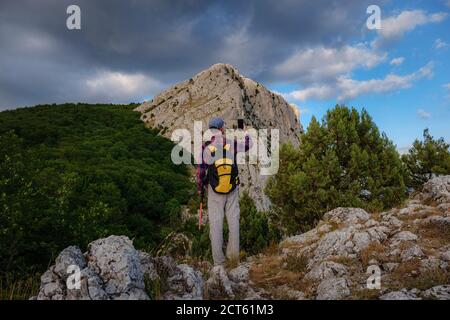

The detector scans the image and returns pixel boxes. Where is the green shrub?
[240,191,279,255]
[266,105,407,235]
[402,129,450,190]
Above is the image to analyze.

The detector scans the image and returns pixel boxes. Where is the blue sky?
[0,0,449,152]
[269,1,450,152]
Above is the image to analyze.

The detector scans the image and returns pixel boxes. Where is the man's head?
[208,117,225,134]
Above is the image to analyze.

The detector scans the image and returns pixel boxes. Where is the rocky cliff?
[34,176,450,300]
[135,63,303,210]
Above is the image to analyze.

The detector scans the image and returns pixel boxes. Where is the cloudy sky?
[0,0,449,151]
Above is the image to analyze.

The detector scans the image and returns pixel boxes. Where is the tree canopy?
[0,103,194,281]
[402,128,450,190]
[266,105,407,235]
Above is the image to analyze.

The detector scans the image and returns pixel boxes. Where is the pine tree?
[402,129,450,189]
[266,105,407,235]
[239,191,275,254]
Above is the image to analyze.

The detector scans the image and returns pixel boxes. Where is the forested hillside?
[0,103,194,287]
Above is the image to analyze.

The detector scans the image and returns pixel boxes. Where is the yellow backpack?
[206,142,239,194]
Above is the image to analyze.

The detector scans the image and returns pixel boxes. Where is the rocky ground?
[33,176,450,300]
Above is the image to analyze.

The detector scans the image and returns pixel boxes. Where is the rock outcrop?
[35,236,148,300]
[244,175,450,300]
[34,176,450,300]
[34,236,204,300]
[135,63,303,210]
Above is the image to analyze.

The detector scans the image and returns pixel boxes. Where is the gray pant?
[208,185,240,265]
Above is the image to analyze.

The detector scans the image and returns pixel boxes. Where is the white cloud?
[390,57,405,66]
[446,0,450,8]
[286,62,434,102]
[273,44,386,83]
[434,38,449,49]
[443,83,450,90]
[372,10,447,47]
[85,70,163,103]
[417,109,431,119]
[287,85,335,101]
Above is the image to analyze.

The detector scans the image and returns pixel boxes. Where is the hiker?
[197,117,252,265]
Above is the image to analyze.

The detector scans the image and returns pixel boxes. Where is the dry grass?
[327,221,343,232]
[248,249,317,299]
[330,256,357,266]
[422,197,438,207]
[279,241,305,251]
[283,253,308,273]
[360,242,388,266]
[392,258,421,276]
[388,260,450,291]
[371,212,382,222]
[0,276,40,300]
[350,288,381,300]
[387,258,421,290]
[419,220,450,243]
[291,277,316,299]
[250,256,301,290]
[262,242,281,256]
[405,268,450,291]
[225,256,240,270]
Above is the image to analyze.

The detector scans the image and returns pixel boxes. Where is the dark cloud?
[0,0,376,109]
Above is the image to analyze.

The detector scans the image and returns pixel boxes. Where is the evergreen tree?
[239,191,277,255]
[0,104,194,283]
[266,105,406,235]
[402,129,450,189]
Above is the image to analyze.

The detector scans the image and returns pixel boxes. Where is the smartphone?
[237,119,244,130]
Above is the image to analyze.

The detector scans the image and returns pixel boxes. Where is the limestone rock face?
[135,63,302,210]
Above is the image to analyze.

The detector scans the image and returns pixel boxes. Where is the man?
[197,117,252,265]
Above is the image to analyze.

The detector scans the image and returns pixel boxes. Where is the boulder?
[421,175,450,204]
[86,236,147,298]
[53,246,86,279]
[440,249,450,262]
[316,277,350,300]
[422,285,450,300]
[304,261,347,281]
[309,227,356,265]
[228,264,250,283]
[139,251,159,281]
[206,265,234,298]
[400,244,425,261]
[163,264,204,300]
[36,236,150,300]
[379,289,421,300]
[390,231,418,245]
[323,207,370,226]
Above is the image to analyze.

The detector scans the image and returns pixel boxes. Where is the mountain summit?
[135,63,303,209]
